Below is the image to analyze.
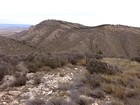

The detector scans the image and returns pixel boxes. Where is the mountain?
[0,36,36,55]
[11,20,140,58]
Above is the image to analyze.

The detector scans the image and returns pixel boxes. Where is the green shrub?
[86,58,118,74]
[96,50,103,55]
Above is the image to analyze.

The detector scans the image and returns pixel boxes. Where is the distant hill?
[0,24,30,29]
[0,24,31,37]
[7,20,140,58]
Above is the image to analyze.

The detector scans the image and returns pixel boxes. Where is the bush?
[0,65,8,81]
[65,52,85,65]
[0,75,16,89]
[46,97,79,105]
[69,90,90,105]
[0,63,12,81]
[45,55,61,69]
[47,97,64,105]
[102,83,125,99]
[131,57,140,63]
[13,73,27,86]
[58,82,71,91]
[85,73,102,88]
[109,99,125,105]
[125,98,140,105]
[87,88,105,98]
[86,58,118,74]
[27,62,39,73]
[26,98,46,105]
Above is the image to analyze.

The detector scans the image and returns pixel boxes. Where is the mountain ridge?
[3,19,140,58]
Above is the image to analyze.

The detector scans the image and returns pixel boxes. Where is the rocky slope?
[0,58,140,105]
[12,20,140,58]
[0,36,36,55]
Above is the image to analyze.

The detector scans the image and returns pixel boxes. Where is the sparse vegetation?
[26,98,46,105]
[86,58,119,74]
[0,52,140,105]
[13,74,27,87]
[0,20,140,105]
[131,57,140,63]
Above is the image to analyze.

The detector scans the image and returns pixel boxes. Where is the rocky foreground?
[0,65,110,105]
[0,56,140,105]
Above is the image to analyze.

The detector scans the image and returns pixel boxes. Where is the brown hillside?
[12,20,140,58]
[0,36,36,55]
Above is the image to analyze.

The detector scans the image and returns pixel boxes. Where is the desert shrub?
[38,66,51,72]
[46,97,79,105]
[47,97,64,105]
[66,52,85,65]
[61,101,78,105]
[21,52,86,72]
[109,99,125,105]
[56,53,68,66]
[0,65,8,81]
[75,98,89,105]
[58,82,71,91]
[46,56,61,69]
[36,53,63,69]
[26,98,46,105]
[77,59,86,66]
[125,98,140,105]
[87,88,105,98]
[0,75,16,89]
[7,55,24,66]
[16,61,29,74]
[125,89,139,98]
[0,62,14,81]
[86,58,118,74]
[25,53,35,62]
[85,73,102,88]
[27,62,39,73]
[85,52,103,60]
[13,74,27,86]
[34,75,41,85]
[22,53,61,72]
[102,83,125,99]
[96,50,103,55]
[131,57,140,63]
[0,55,27,81]
[69,90,90,105]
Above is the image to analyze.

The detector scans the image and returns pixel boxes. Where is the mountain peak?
[35,19,86,30]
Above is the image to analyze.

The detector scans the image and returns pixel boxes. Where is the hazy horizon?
[0,0,140,27]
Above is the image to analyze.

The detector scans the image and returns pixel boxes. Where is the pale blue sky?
[0,0,140,26]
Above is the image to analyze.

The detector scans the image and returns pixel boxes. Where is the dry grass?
[84,57,140,104]
[26,97,46,105]
[109,99,125,105]
[77,59,87,66]
[102,83,125,99]
[0,54,140,105]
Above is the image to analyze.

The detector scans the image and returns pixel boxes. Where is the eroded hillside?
[0,36,36,55]
[11,20,140,58]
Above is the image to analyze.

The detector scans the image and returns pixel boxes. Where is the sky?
[0,0,140,27]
